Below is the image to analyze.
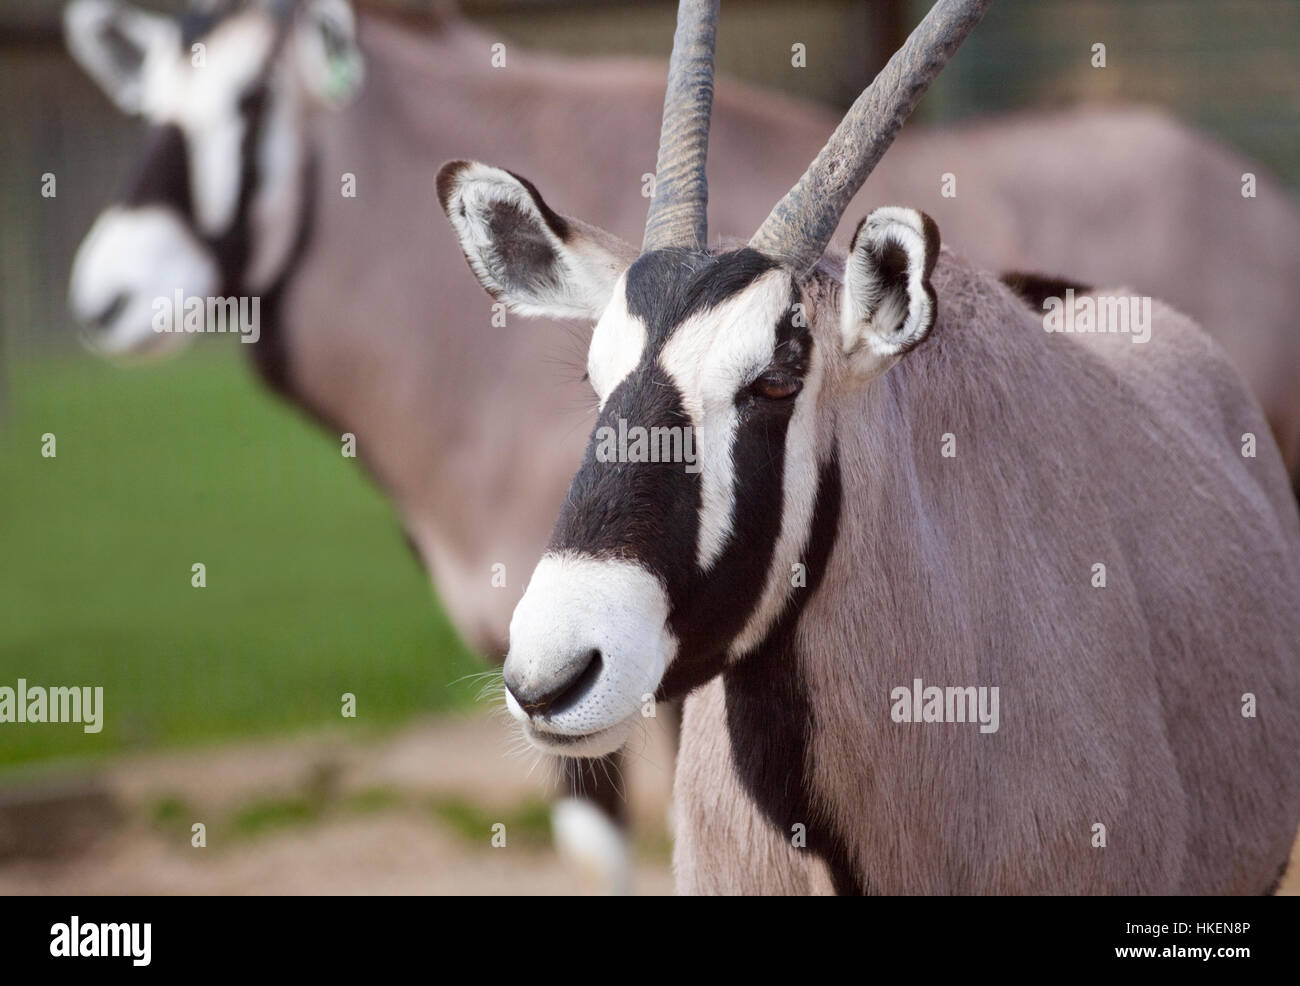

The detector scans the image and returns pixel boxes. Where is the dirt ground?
[0,713,677,895]
[1,712,1296,896]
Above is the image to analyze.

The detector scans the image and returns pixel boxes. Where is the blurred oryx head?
[438,0,990,756]
[65,0,364,355]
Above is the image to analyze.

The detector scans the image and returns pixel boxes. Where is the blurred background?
[1,0,1297,894]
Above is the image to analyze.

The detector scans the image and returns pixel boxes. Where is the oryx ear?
[64,0,176,115]
[294,0,366,107]
[841,207,940,374]
[436,161,636,321]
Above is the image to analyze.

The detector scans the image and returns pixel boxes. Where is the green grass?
[146,783,555,848]
[430,794,553,848]
[0,346,480,767]
[227,795,322,839]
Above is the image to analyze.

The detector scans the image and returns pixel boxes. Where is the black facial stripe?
[551,246,785,576]
[205,80,271,292]
[723,454,861,894]
[659,284,810,698]
[771,283,812,373]
[179,10,228,48]
[550,360,702,589]
[115,68,276,296]
[550,247,812,699]
[121,123,194,219]
[624,247,780,345]
[108,36,318,455]
[656,381,796,698]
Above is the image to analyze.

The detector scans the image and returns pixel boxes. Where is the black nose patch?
[90,292,130,330]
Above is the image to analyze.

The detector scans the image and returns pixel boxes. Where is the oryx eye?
[750,370,801,401]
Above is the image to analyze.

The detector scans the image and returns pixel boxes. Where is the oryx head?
[65,0,364,355]
[437,0,990,757]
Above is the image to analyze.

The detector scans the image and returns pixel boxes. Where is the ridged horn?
[749,0,993,275]
[642,0,720,253]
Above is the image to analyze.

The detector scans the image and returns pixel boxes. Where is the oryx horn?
[642,0,720,253]
[749,0,993,275]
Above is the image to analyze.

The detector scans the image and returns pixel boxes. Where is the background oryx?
[65,0,1299,891]
[438,0,1300,894]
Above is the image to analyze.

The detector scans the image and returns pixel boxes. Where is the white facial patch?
[69,205,220,356]
[729,355,825,657]
[505,553,677,753]
[658,269,793,571]
[142,12,279,238]
[587,275,647,408]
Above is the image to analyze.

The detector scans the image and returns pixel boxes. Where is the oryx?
[438,0,1300,893]
[67,0,1298,892]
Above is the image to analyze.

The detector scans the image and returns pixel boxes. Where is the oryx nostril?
[90,291,129,329]
[508,648,603,717]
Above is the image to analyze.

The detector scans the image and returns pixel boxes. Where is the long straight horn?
[749,0,993,275]
[642,0,720,253]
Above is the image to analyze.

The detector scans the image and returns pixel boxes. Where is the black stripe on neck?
[723,452,861,894]
[204,80,271,291]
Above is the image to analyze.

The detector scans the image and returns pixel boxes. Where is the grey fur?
[674,248,1300,893]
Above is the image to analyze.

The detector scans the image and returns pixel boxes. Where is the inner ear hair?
[65,0,174,114]
[844,207,940,360]
[99,17,148,75]
[436,161,564,304]
[436,160,635,320]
